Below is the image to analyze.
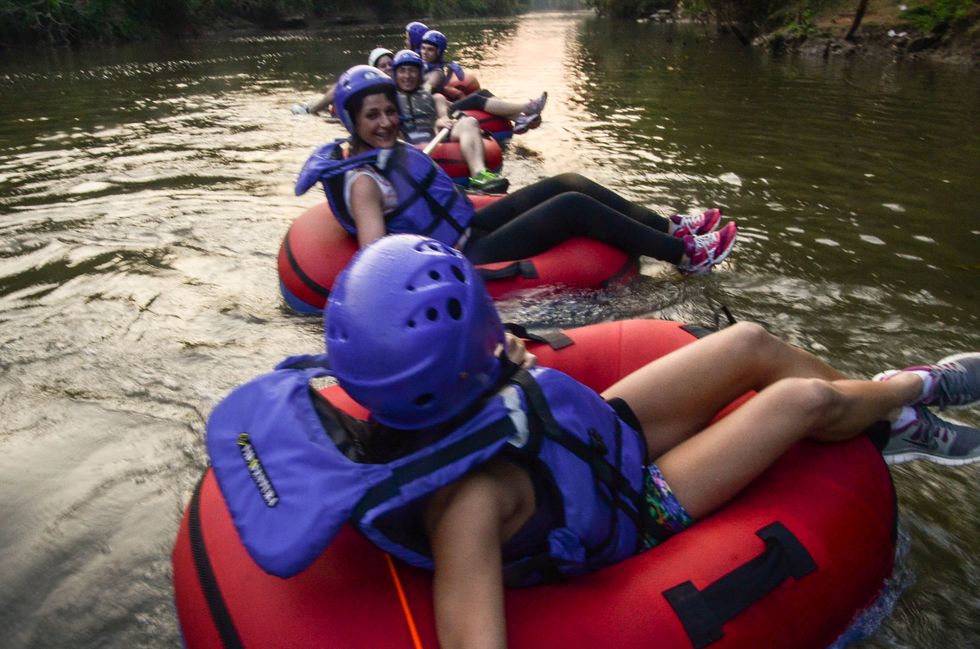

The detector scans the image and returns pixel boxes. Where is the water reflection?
[0,11,977,649]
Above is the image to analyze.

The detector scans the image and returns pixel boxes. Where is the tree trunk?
[845,0,869,41]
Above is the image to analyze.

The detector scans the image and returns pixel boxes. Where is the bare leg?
[602,322,848,457]
[481,96,526,119]
[450,116,487,175]
[450,93,531,119]
[657,373,921,518]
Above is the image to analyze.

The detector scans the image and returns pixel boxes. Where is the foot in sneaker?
[677,222,737,276]
[874,353,980,411]
[468,169,509,193]
[883,406,980,466]
[512,112,542,135]
[669,208,722,239]
[523,91,548,116]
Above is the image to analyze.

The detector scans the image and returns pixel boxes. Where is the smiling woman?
[295,64,737,272]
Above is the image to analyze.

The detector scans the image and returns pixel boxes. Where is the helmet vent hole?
[447,298,462,320]
[426,307,438,321]
[451,265,466,283]
[414,393,434,407]
[429,270,441,280]
[407,319,416,328]
[328,325,348,341]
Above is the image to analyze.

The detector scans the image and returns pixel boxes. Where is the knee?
[546,191,589,212]
[553,172,591,192]
[720,321,774,355]
[767,377,841,427]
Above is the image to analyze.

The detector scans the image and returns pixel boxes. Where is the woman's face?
[354,93,399,149]
[375,55,394,77]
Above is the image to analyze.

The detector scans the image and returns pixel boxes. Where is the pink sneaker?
[669,208,722,239]
[523,91,548,116]
[678,222,737,276]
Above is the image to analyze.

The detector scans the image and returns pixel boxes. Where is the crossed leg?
[601,322,920,518]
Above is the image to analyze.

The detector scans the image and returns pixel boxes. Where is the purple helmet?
[326,235,505,430]
[392,49,423,71]
[405,21,429,52]
[421,30,448,59]
[333,64,396,135]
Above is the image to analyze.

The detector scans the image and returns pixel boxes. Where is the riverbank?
[757,0,980,65]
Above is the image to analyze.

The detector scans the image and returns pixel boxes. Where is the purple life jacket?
[422,61,464,89]
[206,358,653,586]
[295,139,474,247]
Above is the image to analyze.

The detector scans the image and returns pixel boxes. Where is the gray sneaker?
[883,407,980,466]
[875,352,980,410]
[512,112,542,135]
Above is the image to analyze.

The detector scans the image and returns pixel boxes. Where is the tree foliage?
[586,0,834,38]
[584,0,676,18]
[0,0,529,47]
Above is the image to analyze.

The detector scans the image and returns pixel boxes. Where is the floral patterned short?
[638,463,693,550]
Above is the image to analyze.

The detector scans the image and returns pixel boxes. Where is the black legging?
[462,173,684,265]
[450,89,495,113]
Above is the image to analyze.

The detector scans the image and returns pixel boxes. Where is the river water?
[0,11,977,649]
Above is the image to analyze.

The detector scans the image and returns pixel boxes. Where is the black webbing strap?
[477,260,539,281]
[283,229,331,299]
[509,371,655,539]
[680,324,714,339]
[351,417,518,522]
[662,522,816,649]
[503,323,574,350]
[713,305,738,330]
[187,473,245,649]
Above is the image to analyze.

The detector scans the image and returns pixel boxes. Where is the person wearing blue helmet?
[417,28,546,134]
[418,29,462,93]
[392,49,508,192]
[296,64,740,275]
[405,20,429,53]
[314,235,980,648]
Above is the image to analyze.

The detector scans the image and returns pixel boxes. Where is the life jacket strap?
[510,370,668,546]
[351,416,520,523]
[387,161,467,236]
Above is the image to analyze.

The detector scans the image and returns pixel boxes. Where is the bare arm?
[501,333,537,369]
[433,94,453,132]
[424,462,536,649]
[308,82,336,116]
[422,69,446,94]
[348,174,388,248]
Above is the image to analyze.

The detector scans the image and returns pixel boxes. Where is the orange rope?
[385,553,425,649]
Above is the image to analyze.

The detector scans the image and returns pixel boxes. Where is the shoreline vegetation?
[596,0,980,64]
[0,0,976,64]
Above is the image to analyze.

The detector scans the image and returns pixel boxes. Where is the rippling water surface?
[0,12,977,649]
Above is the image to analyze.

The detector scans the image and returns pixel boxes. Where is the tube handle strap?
[503,323,574,350]
[662,522,816,649]
[477,260,538,281]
